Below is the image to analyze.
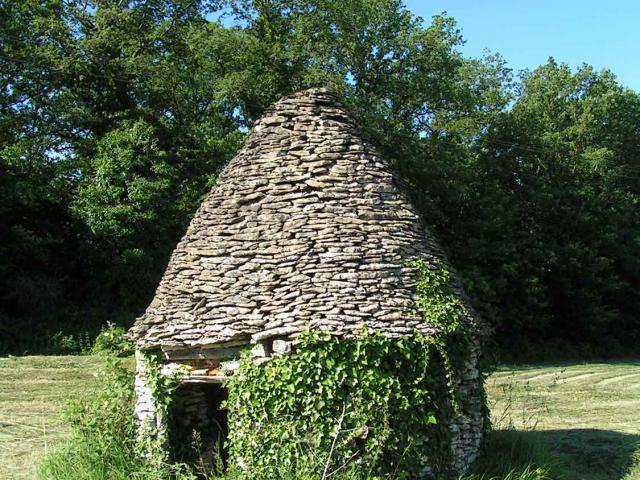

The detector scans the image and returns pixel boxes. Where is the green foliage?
[226,330,456,479]
[0,0,638,358]
[141,351,183,417]
[413,259,472,338]
[412,259,478,408]
[136,350,188,463]
[223,260,479,478]
[48,331,94,355]
[36,354,195,480]
[461,464,554,480]
[453,60,640,352]
[460,430,558,480]
[21,356,639,480]
[92,323,135,357]
[0,0,244,354]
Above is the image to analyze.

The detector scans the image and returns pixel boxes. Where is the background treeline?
[1,0,638,357]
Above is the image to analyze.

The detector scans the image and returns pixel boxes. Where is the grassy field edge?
[1,356,638,480]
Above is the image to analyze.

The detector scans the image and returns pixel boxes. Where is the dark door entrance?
[168,382,228,474]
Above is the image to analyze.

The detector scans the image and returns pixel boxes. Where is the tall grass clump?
[36,353,193,480]
[460,430,557,480]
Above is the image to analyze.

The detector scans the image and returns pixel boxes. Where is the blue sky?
[404,0,639,91]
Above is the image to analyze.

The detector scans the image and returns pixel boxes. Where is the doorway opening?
[168,382,229,474]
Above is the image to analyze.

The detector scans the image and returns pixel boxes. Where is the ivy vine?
[411,258,477,412]
[222,259,478,479]
[226,331,448,478]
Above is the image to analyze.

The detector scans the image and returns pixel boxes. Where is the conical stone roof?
[130,88,474,350]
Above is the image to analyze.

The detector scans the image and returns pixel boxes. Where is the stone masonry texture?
[129,88,479,349]
[128,88,485,475]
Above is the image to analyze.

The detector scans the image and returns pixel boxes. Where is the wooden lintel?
[181,375,227,384]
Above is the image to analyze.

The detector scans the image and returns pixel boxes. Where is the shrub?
[36,354,194,480]
[48,331,93,354]
[91,322,135,357]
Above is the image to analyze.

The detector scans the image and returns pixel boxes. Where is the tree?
[0,0,246,351]
[1,1,638,355]
[456,59,640,351]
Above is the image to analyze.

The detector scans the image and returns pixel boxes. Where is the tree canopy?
[1,0,638,356]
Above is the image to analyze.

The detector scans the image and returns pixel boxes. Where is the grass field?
[486,362,640,480]
[0,357,638,480]
[0,356,99,480]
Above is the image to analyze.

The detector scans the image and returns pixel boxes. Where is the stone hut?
[128,88,485,477]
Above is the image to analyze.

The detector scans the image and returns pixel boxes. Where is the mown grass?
[0,356,99,480]
[474,362,640,480]
[0,357,638,479]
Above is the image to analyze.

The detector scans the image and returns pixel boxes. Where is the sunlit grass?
[472,361,640,480]
[0,356,100,480]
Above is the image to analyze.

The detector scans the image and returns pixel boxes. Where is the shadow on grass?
[534,429,640,480]
[469,429,640,480]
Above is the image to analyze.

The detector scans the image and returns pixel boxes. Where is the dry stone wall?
[129,87,486,476]
[130,88,469,350]
[449,340,485,473]
[133,351,167,457]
